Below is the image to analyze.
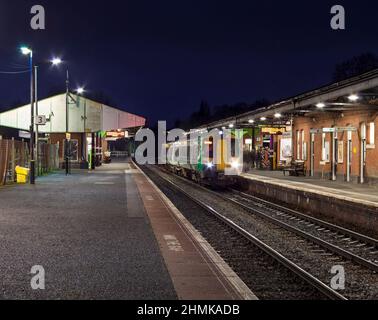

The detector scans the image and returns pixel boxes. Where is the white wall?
[0,94,145,133]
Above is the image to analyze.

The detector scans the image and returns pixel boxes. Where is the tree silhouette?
[333,53,378,82]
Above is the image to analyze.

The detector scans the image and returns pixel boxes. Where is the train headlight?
[231,161,240,169]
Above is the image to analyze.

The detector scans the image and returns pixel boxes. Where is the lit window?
[297,130,301,160]
[369,122,375,146]
[301,130,305,160]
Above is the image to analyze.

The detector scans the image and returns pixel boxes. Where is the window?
[66,139,79,162]
[301,130,306,160]
[297,131,301,160]
[369,122,375,146]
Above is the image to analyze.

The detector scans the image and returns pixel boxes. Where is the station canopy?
[198,68,378,130]
[0,93,146,134]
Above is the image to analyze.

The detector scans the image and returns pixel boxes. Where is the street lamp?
[76,87,85,95]
[51,57,62,66]
[51,57,71,175]
[21,46,35,185]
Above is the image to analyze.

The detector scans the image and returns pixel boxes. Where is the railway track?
[139,164,347,300]
[222,189,378,272]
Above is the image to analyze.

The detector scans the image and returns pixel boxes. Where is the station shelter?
[198,69,378,184]
[0,93,146,169]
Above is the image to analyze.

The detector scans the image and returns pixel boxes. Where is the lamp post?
[65,69,70,175]
[51,58,70,175]
[21,47,35,185]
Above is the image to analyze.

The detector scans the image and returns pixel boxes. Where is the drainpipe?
[332,129,337,181]
[360,123,366,184]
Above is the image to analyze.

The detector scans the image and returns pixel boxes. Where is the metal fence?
[0,139,29,185]
[111,151,129,158]
[0,138,59,185]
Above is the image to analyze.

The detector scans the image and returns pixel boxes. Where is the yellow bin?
[15,166,30,184]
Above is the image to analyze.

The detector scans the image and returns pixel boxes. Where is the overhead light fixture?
[316,103,326,108]
[51,57,62,66]
[219,130,224,136]
[76,87,85,94]
[348,94,359,102]
[20,47,32,55]
[274,113,282,119]
[229,124,234,128]
[248,119,254,124]
[260,117,267,121]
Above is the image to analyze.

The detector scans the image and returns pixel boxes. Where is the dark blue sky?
[0,0,377,126]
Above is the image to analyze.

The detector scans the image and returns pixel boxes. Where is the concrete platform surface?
[0,161,176,300]
[0,160,254,300]
[244,170,378,208]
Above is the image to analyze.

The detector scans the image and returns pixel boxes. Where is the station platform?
[0,160,253,300]
[243,170,378,207]
[239,170,378,236]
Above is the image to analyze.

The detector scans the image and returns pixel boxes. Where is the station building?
[200,69,378,184]
[0,93,146,168]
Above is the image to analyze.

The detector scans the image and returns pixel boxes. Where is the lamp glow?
[316,103,325,108]
[76,87,85,94]
[248,119,254,124]
[231,161,240,169]
[20,47,32,55]
[274,113,282,118]
[51,57,62,65]
[260,117,267,121]
[348,94,359,102]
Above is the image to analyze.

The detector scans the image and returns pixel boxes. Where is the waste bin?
[15,166,30,184]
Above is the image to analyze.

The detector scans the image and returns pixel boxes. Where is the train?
[166,131,242,187]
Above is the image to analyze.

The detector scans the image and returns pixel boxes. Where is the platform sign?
[35,115,47,126]
[19,130,31,139]
[66,133,71,141]
[311,127,357,134]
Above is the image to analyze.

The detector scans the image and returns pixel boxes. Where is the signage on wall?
[66,133,71,141]
[19,131,31,139]
[106,131,127,139]
[35,115,47,126]
[262,127,284,135]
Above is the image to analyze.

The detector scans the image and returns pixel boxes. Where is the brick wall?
[49,133,84,162]
[293,111,378,182]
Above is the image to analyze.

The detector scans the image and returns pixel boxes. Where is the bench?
[283,161,306,176]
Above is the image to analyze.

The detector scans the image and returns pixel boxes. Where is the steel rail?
[144,165,347,301]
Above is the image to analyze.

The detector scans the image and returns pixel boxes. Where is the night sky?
[1,0,378,126]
